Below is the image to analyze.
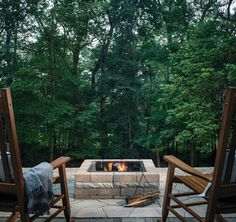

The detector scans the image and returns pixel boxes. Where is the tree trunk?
[91,15,114,88]
[72,46,80,76]
[48,130,54,162]
[47,12,57,160]
[155,145,161,167]
[13,25,18,67]
[128,113,133,149]
[190,143,197,167]
[99,91,108,157]
[5,28,12,85]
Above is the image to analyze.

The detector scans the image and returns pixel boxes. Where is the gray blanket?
[23,162,54,215]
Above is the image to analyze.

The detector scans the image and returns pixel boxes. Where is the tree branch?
[227,0,233,19]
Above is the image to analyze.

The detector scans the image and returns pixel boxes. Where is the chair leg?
[205,188,218,222]
[19,214,30,222]
[162,163,175,221]
[19,209,30,222]
[17,195,31,222]
[216,214,227,222]
[5,212,20,222]
[59,164,71,222]
[205,208,216,222]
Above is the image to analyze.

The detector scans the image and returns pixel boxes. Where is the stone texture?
[114,182,139,188]
[91,172,113,183]
[113,173,137,183]
[75,188,98,196]
[136,172,159,183]
[74,159,160,199]
[90,195,114,199]
[103,206,134,218]
[98,188,120,196]
[76,182,114,189]
[114,182,158,188]
[74,207,107,218]
[129,208,161,217]
[74,195,91,199]
[75,173,91,182]
[121,187,144,196]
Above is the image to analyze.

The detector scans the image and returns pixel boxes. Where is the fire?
[108,162,113,171]
[103,161,128,172]
[104,162,113,171]
[117,161,128,172]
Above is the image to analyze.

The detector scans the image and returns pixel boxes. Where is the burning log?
[125,191,160,207]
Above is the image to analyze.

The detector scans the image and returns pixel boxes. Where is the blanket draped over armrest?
[23,162,54,215]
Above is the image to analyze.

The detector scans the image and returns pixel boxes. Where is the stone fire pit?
[74,159,159,199]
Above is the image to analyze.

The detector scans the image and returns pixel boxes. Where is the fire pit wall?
[74,159,159,199]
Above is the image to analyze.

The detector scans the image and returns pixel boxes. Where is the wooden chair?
[162,87,236,222]
[0,88,73,222]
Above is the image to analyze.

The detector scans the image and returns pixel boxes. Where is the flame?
[103,161,128,172]
[117,161,127,172]
[108,162,113,171]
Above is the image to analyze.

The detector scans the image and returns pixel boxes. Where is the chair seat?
[217,196,236,214]
[175,175,209,194]
[0,193,18,210]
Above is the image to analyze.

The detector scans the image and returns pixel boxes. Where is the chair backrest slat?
[0,88,24,192]
[220,90,236,184]
[208,87,236,205]
[0,93,13,182]
[224,114,236,183]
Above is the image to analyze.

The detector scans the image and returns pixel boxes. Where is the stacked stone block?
[74,159,159,199]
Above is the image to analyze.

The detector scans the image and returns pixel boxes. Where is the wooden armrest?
[0,183,17,193]
[164,155,212,182]
[50,156,71,169]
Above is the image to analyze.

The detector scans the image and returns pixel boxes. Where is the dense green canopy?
[1,0,236,166]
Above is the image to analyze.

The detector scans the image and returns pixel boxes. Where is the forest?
[0,0,236,167]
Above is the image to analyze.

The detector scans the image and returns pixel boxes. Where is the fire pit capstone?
[74,159,159,199]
